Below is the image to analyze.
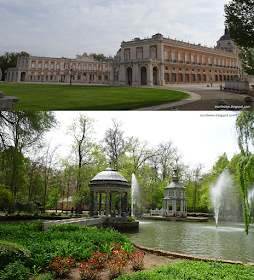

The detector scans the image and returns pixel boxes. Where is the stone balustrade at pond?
[0,91,19,110]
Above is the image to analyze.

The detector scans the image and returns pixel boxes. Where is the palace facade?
[6,52,111,84]
[110,28,240,86]
[6,28,243,86]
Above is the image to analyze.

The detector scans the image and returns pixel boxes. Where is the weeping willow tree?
[235,112,254,234]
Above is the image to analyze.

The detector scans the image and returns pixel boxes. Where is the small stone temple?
[163,168,187,217]
[88,164,130,218]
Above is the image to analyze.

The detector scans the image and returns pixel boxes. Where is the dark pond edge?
[137,215,208,222]
[132,242,254,266]
[0,215,73,221]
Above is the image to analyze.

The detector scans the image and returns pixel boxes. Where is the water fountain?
[248,188,254,206]
[131,173,139,217]
[210,169,232,227]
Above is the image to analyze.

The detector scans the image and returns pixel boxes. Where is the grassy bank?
[118,260,254,280]
[0,83,189,110]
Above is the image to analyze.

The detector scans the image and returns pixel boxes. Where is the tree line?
[0,112,254,233]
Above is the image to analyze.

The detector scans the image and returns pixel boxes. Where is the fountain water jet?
[210,169,232,228]
[131,173,139,217]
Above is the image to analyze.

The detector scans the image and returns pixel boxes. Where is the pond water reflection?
[125,220,254,263]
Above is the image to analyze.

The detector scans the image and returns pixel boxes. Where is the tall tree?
[224,1,254,74]
[102,118,125,170]
[66,114,95,193]
[235,111,254,155]
[0,111,57,196]
[224,0,254,48]
[0,51,30,81]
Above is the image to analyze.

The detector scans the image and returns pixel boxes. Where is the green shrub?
[0,240,30,267]
[0,260,30,280]
[127,217,135,222]
[35,274,54,280]
[118,261,254,280]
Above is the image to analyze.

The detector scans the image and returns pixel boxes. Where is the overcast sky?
[1,0,229,58]
[49,111,240,173]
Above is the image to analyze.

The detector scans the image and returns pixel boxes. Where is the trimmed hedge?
[0,240,30,267]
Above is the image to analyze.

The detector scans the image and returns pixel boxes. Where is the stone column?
[125,192,128,215]
[89,192,94,217]
[132,63,139,86]
[160,63,165,86]
[147,63,153,86]
[106,191,110,216]
[109,194,112,215]
[118,192,122,217]
[94,192,98,216]
[99,193,102,215]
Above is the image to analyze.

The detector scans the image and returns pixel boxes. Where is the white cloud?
[0,0,229,57]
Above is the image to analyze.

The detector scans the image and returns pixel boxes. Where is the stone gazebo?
[163,168,187,217]
[88,164,130,218]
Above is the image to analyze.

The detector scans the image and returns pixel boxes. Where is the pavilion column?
[109,194,112,215]
[94,192,98,216]
[89,192,94,217]
[99,194,102,215]
[118,192,122,217]
[125,193,128,215]
[106,191,109,216]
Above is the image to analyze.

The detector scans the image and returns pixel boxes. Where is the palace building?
[6,52,111,84]
[6,28,243,86]
[110,28,240,86]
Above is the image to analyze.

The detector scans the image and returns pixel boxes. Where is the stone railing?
[224,80,250,94]
[150,208,164,216]
[0,91,19,110]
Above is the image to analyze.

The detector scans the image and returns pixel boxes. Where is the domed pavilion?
[215,26,238,53]
[163,168,187,217]
[88,164,130,218]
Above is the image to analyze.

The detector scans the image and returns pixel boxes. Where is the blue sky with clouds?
[1,0,229,58]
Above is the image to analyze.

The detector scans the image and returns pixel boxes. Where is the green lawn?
[0,83,189,110]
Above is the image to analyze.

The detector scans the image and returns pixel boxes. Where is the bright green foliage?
[239,47,254,75]
[118,261,254,280]
[225,0,254,48]
[0,186,15,212]
[235,112,254,155]
[34,273,54,280]
[0,240,30,268]
[0,221,134,271]
[235,154,254,234]
[0,260,30,280]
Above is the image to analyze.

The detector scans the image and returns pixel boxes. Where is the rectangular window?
[56,64,60,70]
[171,51,175,62]
[151,50,156,59]
[137,51,142,59]
[178,52,182,63]
[202,56,205,65]
[185,53,189,64]
[164,51,168,61]
[31,63,35,69]
[197,55,200,64]
[45,63,48,70]
[51,63,54,70]
[191,54,194,64]
[214,57,217,66]
[165,73,169,82]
